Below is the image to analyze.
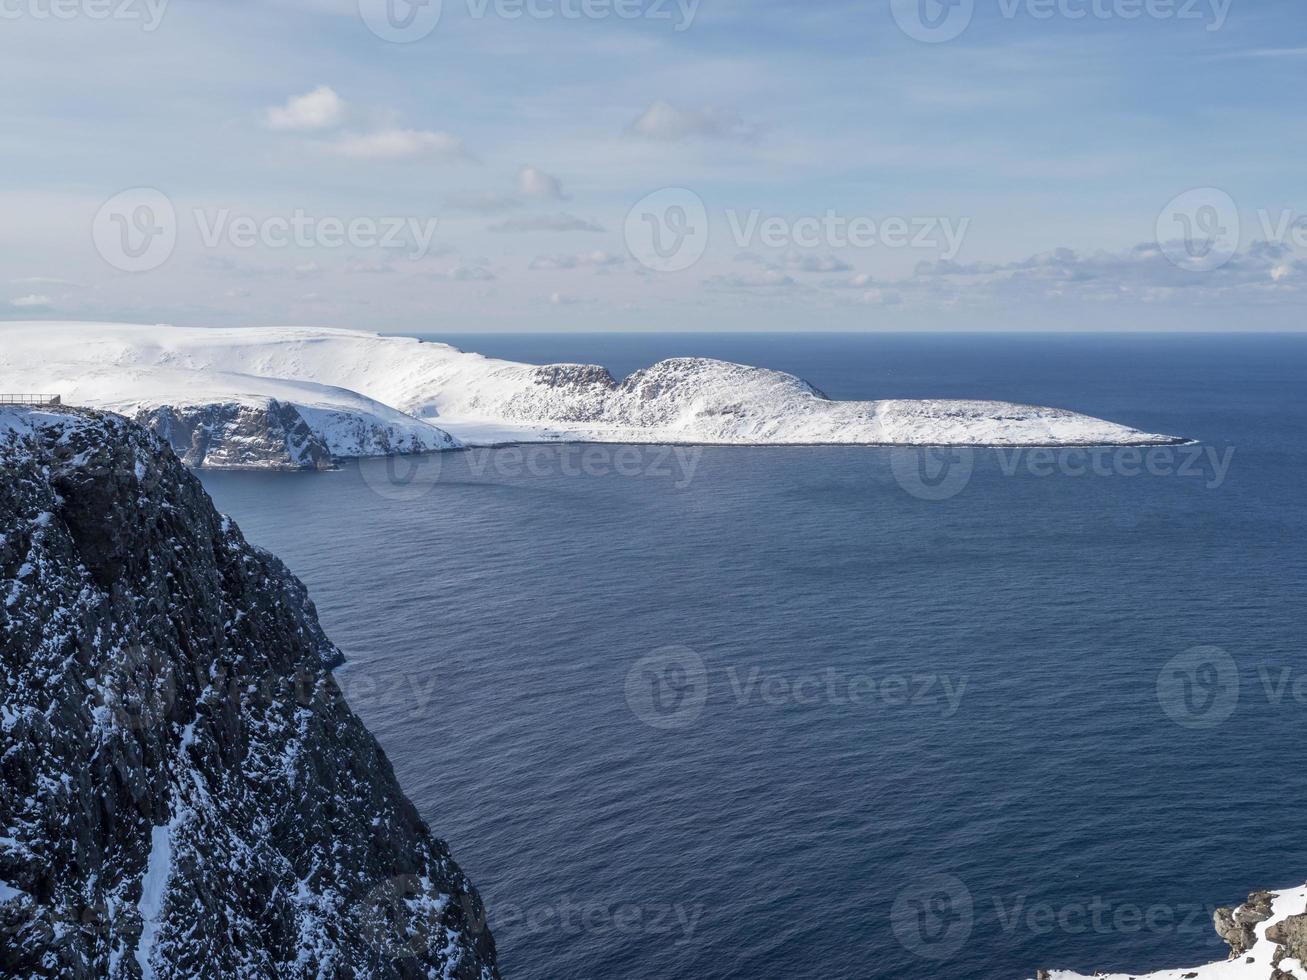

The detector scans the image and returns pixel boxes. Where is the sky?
[1,0,1304,331]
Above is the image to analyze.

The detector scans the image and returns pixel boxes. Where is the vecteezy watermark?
[359,0,699,42]
[1156,646,1239,729]
[624,646,709,730]
[624,648,968,730]
[890,447,977,502]
[469,895,705,945]
[890,444,1236,500]
[890,0,1230,43]
[891,874,975,960]
[359,445,704,502]
[92,188,178,274]
[93,644,176,731]
[460,444,702,487]
[1156,187,1241,272]
[726,210,969,259]
[0,0,169,31]
[893,874,1229,963]
[726,667,967,717]
[1255,208,1307,250]
[1157,651,1307,730]
[625,187,970,272]
[355,877,704,960]
[92,188,442,272]
[193,210,440,259]
[625,188,711,273]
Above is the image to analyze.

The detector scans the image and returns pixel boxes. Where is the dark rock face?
[0,408,499,978]
[138,402,335,470]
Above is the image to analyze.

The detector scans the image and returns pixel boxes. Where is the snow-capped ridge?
[0,322,1185,467]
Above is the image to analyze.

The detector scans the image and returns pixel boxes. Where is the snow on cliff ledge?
[1035,884,1307,980]
[0,322,1183,468]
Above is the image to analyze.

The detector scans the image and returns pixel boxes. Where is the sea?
[198,332,1307,980]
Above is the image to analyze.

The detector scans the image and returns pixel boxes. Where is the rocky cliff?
[0,406,498,978]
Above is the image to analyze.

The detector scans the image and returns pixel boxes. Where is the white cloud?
[628,101,758,142]
[859,288,901,306]
[265,85,345,131]
[447,264,497,281]
[549,291,580,305]
[894,240,1307,309]
[822,272,875,289]
[9,293,52,309]
[529,250,624,270]
[709,270,798,289]
[10,276,84,288]
[446,191,521,213]
[518,166,569,200]
[489,213,605,233]
[331,128,471,161]
[739,251,853,273]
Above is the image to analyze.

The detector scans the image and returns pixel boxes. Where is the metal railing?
[0,394,61,406]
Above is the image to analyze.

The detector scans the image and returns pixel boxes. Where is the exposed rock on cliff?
[0,407,498,978]
[1037,885,1307,980]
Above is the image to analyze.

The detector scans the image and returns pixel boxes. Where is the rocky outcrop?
[137,399,460,471]
[1215,890,1277,956]
[0,407,498,978]
[141,402,335,470]
[1037,885,1307,979]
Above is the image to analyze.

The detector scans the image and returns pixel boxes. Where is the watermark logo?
[624,646,708,730]
[357,874,448,958]
[93,188,177,273]
[891,447,976,501]
[891,0,1231,41]
[360,0,699,40]
[358,0,443,42]
[1157,187,1240,272]
[890,444,1236,500]
[625,192,969,273]
[358,453,446,502]
[891,0,975,42]
[0,0,169,30]
[891,873,974,960]
[358,445,703,501]
[1156,646,1239,730]
[625,188,711,273]
[91,189,445,272]
[727,209,969,258]
[93,644,176,731]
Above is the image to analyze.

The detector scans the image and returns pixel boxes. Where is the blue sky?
[1,0,1304,330]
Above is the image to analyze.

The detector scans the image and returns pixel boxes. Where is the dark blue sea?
[198,333,1307,980]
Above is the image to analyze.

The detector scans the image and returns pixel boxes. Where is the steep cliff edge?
[0,407,498,978]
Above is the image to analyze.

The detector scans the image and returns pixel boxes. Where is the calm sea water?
[199,333,1307,980]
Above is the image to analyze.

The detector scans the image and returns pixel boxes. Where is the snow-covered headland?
[1034,884,1307,980]
[0,322,1185,470]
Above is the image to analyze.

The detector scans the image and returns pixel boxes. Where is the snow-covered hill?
[1035,885,1307,980]
[0,322,1184,469]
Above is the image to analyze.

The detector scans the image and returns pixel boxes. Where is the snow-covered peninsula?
[0,322,1185,469]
